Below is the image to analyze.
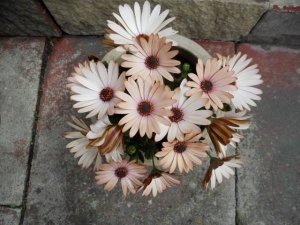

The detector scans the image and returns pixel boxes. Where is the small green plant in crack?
[10,203,17,208]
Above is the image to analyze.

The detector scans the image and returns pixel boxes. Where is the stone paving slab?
[236,44,300,224]
[0,207,21,225]
[0,0,61,37]
[24,37,237,224]
[0,38,45,205]
[247,1,300,46]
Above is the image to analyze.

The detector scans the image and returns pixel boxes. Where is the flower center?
[174,142,187,153]
[115,167,128,178]
[100,87,114,102]
[145,55,159,70]
[169,108,184,123]
[200,80,213,93]
[137,101,153,116]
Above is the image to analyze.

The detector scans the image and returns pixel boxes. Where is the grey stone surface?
[0,37,45,205]
[247,0,300,45]
[23,37,236,224]
[43,0,268,40]
[0,207,21,225]
[236,44,300,224]
[251,10,300,37]
[0,0,61,37]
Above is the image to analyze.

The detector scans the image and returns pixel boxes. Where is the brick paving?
[0,37,299,224]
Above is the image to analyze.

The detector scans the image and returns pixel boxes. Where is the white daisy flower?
[69,60,126,119]
[207,110,250,158]
[218,52,263,110]
[107,0,177,51]
[64,116,102,171]
[139,171,180,197]
[202,154,243,190]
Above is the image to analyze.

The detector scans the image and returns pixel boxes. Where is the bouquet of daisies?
[65,1,263,197]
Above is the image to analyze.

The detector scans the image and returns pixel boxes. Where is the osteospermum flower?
[138,171,180,197]
[107,1,177,50]
[115,77,176,138]
[156,132,209,173]
[202,154,243,190]
[186,58,237,111]
[69,60,125,119]
[67,61,89,90]
[207,110,250,158]
[95,159,147,196]
[64,116,102,171]
[121,34,181,83]
[155,79,213,142]
[87,117,124,162]
[217,52,263,110]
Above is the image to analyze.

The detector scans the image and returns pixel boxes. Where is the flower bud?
[182,63,190,73]
[127,145,136,155]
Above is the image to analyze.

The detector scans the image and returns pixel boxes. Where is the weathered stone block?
[0,0,61,36]
[0,207,21,225]
[246,1,300,45]
[43,0,268,40]
[0,38,45,205]
[251,10,300,37]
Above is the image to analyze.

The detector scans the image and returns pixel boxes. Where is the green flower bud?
[182,63,190,73]
[127,145,136,155]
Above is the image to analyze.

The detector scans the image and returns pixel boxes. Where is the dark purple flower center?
[100,87,114,102]
[115,167,128,178]
[145,55,159,69]
[138,101,153,116]
[201,80,213,93]
[169,108,184,123]
[174,142,187,153]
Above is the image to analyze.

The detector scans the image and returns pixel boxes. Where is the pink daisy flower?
[186,58,237,111]
[156,132,209,173]
[114,77,176,138]
[121,34,181,83]
[155,79,213,142]
[95,159,147,196]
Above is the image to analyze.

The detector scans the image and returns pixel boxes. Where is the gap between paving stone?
[19,38,53,225]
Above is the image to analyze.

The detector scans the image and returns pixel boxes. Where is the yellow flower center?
[100,87,114,102]
[201,80,213,93]
[174,142,187,153]
[115,167,128,178]
[137,101,153,116]
[169,107,184,123]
